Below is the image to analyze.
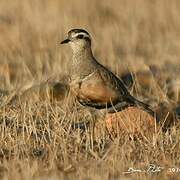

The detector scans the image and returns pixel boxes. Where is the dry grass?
[0,0,180,179]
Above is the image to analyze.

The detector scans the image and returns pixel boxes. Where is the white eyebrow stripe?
[72,32,91,39]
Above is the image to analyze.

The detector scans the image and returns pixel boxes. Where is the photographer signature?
[123,164,171,174]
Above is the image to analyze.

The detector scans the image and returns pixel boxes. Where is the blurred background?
[0,1,179,179]
[0,0,179,104]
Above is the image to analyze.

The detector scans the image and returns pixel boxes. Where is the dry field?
[0,0,180,179]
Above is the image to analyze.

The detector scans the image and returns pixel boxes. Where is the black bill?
[60,39,70,44]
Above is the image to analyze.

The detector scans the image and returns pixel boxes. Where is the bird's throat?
[71,48,95,80]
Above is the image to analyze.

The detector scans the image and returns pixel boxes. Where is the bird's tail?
[127,95,156,118]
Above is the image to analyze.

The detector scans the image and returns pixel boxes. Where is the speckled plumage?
[61,29,155,117]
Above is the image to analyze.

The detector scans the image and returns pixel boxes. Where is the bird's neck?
[72,46,93,62]
[71,46,96,80]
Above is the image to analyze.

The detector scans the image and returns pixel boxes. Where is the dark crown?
[68,29,89,36]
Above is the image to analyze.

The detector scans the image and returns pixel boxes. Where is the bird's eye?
[77,34,84,39]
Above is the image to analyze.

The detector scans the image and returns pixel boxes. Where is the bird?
[60,28,155,117]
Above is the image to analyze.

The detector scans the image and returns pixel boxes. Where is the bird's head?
[61,28,92,52]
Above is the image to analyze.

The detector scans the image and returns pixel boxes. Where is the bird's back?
[93,58,131,99]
